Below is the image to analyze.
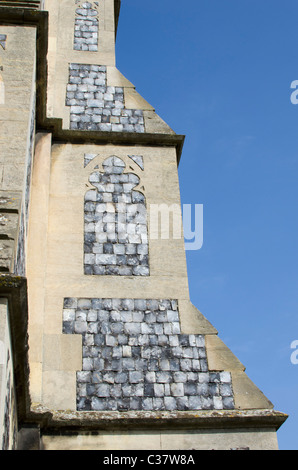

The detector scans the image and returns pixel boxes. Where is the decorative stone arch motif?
[0,35,6,50]
[84,156,149,276]
[74,1,99,52]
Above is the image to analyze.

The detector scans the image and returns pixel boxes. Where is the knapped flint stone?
[64,297,78,309]
[197,383,209,397]
[92,371,102,384]
[176,396,189,411]
[77,371,92,383]
[213,396,224,410]
[63,321,74,334]
[91,397,106,411]
[131,346,141,358]
[220,383,233,397]
[169,358,180,371]
[188,396,202,410]
[164,396,177,411]
[144,383,155,397]
[222,397,235,410]
[152,398,164,411]
[180,359,192,372]
[130,397,142,410]
[96,383,110,397]
[210,372,221,383]
[117,334,128,345]
[77,397,91,411]
[78,298,92,309]
[209,383,219,396]
[74,321,87,334]
[110,384,122,398]
[201,396,214,410]
[129,371,144,383]
[114,372,128,383]
[184,383,197,396]
[134,299,147,310]
[200,359,209,372]
[118,398,130,411]
[220,371,232,383]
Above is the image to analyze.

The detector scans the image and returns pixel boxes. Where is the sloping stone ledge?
[28,405,287,432]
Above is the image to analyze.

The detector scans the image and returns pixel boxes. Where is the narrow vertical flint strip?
[74,2,99,52]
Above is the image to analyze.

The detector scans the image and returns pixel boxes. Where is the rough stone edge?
[0,275,31,424]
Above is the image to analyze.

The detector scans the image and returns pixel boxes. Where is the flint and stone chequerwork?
[62,297,234,412]
[0,0,287,451]
[84,155,149,276]
[74,2,99,52]
[67,63,145,132]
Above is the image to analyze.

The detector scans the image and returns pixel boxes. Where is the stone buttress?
[3,0,284,450]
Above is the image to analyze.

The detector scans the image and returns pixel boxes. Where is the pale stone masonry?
[66,63,145,132]
[62,297,235,412]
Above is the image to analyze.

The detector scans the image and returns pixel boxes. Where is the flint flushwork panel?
[84,156,149,276]
[74,1,99,52]
[62,298,235,412]
[66,64,145,132]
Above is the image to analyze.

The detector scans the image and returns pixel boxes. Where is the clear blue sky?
[116,0,298,450]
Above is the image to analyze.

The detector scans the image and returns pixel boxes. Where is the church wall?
[0,24,36,275]
[41,427,279,451]
[27,141,191,410]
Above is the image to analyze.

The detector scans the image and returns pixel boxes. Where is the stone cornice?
[28,405,288,433]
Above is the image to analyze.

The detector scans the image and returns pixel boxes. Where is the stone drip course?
[74,1,99,52]
[84,156,149,276]
[62,297,235,412]
[66,63,145,132]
